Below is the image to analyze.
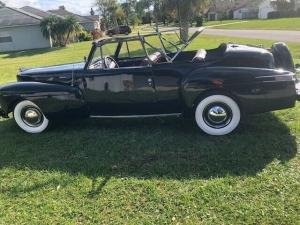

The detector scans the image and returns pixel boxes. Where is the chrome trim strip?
[90,113,182,119]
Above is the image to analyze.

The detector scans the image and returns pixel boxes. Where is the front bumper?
[296,80,300,101]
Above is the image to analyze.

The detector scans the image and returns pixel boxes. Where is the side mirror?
[84,56,87,63]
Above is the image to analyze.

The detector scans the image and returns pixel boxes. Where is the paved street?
[201,29,300,43]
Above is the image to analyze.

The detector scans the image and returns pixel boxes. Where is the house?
[258,0,277,19]
[207,1,235,21]
[233,4,258,19]
[48,6,100,32]
[0,6,52,52]
[295,0,300,10]
[22,6,101,32]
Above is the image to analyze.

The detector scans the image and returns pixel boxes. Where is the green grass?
[204,18,300,30]
[0,36,299,224]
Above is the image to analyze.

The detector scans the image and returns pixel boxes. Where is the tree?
[95,0,111,30]
[121,0,137,25]
[90,8,95,16]
[40,15,61,46]
[135,0,153,25]
[95,0,119,29]
[64,16,82,46]
[275,0,296,13]
[40,15,82,47]
[153,0,164,31]
[164,0,209,42]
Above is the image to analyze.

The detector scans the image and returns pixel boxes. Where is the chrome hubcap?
[207,106,228,124]
[203,103,232,129]
[21,108,43,127]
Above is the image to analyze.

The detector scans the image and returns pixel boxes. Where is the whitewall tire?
[14,100,49,134]
[195,95,241,136]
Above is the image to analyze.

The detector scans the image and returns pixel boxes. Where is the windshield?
[91,43,118,64]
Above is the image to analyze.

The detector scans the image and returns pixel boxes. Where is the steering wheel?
[104,56,119,69]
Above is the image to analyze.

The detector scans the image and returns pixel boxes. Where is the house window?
[0,36,13,43]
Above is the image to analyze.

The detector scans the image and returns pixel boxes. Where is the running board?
[90,113,182,119]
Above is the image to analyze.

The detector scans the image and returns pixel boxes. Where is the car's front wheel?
[195,95,241,136]
[14,100,49,134]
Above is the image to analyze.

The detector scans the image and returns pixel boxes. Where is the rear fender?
[0,82,85,118]
[182,67,296,112]
[182,67,256,108]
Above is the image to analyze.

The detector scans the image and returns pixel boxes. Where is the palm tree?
[41,15,82,47]
[64,16,82,46]
[40,15,60,46]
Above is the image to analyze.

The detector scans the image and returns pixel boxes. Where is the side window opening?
[118,40,146,59]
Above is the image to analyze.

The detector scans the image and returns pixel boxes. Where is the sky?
[3,0,96,15]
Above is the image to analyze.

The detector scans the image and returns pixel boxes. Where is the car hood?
[20,62,85,75]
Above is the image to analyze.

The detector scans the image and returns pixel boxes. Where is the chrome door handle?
[147,78,154,87]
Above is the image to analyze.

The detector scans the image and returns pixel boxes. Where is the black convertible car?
[0,28,299,135]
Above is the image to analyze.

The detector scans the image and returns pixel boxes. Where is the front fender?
[0,82,85,118]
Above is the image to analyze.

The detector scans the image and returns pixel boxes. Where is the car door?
[84,66,157,116]
[150,63,183,114]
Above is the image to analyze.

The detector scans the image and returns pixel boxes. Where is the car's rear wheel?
[14,100,49,134]
[195,95,241,135]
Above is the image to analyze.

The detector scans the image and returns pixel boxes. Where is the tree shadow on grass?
[0,113,297,183]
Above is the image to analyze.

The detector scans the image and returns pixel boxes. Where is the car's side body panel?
[1,63,297,119]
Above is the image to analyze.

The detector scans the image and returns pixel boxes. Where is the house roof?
[0,6,42,28]
[48,7,94,23]
[84,15,100,22]
[20,6,51,18]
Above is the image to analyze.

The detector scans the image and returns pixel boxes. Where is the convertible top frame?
[85,28,205,69]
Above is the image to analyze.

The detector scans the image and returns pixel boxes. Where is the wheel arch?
[182,87,244,116]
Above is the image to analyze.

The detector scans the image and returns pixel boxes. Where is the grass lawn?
[204,18,300,30]
[0,36,299,224]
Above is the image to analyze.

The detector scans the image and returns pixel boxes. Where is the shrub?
[130,15,141,28]
[91,29,104,40]
[195,16,203,27]
[78,31,93,42]
[268,11,281,19]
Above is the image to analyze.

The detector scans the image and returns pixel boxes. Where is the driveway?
[199,29,300,43]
